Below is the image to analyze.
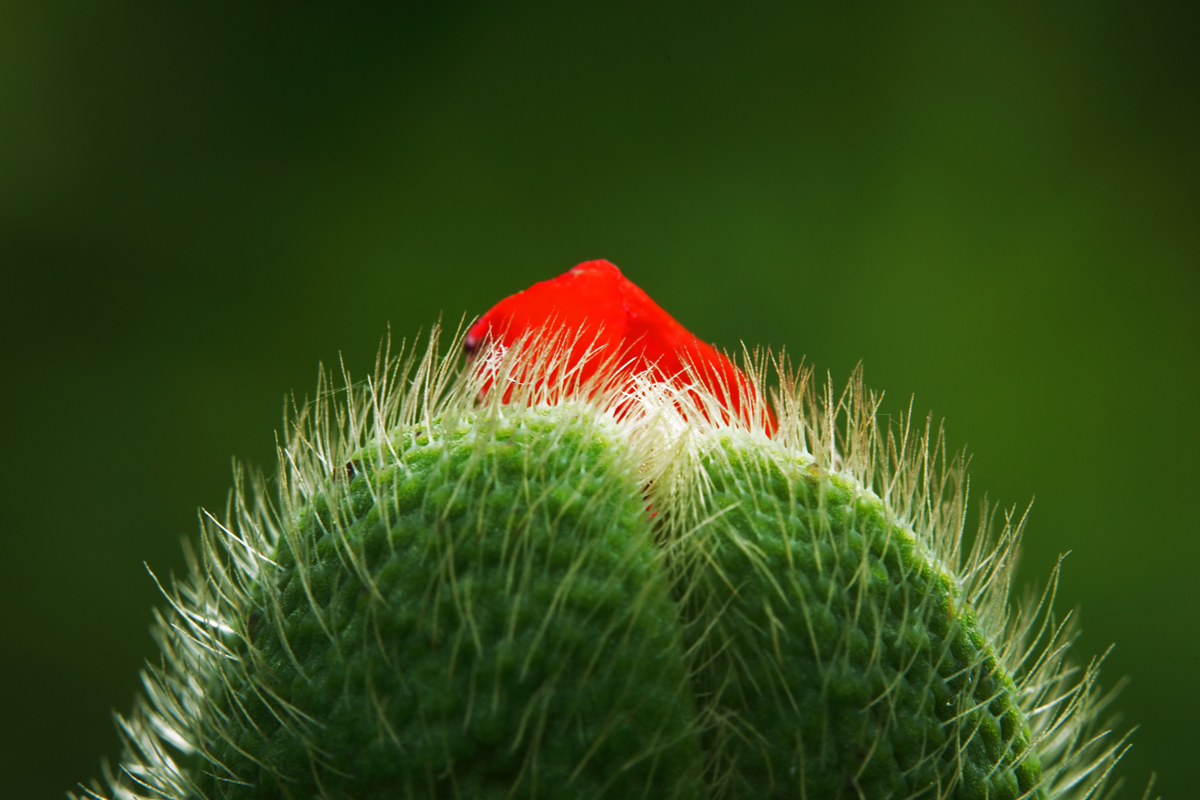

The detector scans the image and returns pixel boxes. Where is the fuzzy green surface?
[193,407,701,800]
[680,435,1044,800]
[187,407,1047,800]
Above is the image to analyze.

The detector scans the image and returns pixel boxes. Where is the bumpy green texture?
[679,435,1043,799]
[189,407,1048,800]
[193,407,701,800]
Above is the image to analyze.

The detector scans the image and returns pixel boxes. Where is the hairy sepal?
[76,326,1132,800]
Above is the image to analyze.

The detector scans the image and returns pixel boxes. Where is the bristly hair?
[73,322,1141,800]
[642,350,1139,800]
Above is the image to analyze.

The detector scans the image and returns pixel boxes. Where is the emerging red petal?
[466,260,774,433]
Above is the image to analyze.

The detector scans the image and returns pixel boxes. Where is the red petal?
[466,260,774,433]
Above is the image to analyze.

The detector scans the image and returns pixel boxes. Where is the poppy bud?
[78,269,1132,800]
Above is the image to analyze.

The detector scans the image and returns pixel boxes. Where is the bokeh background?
[2,1,1196,797]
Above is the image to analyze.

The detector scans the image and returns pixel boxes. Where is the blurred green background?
[2,1,1196,797]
